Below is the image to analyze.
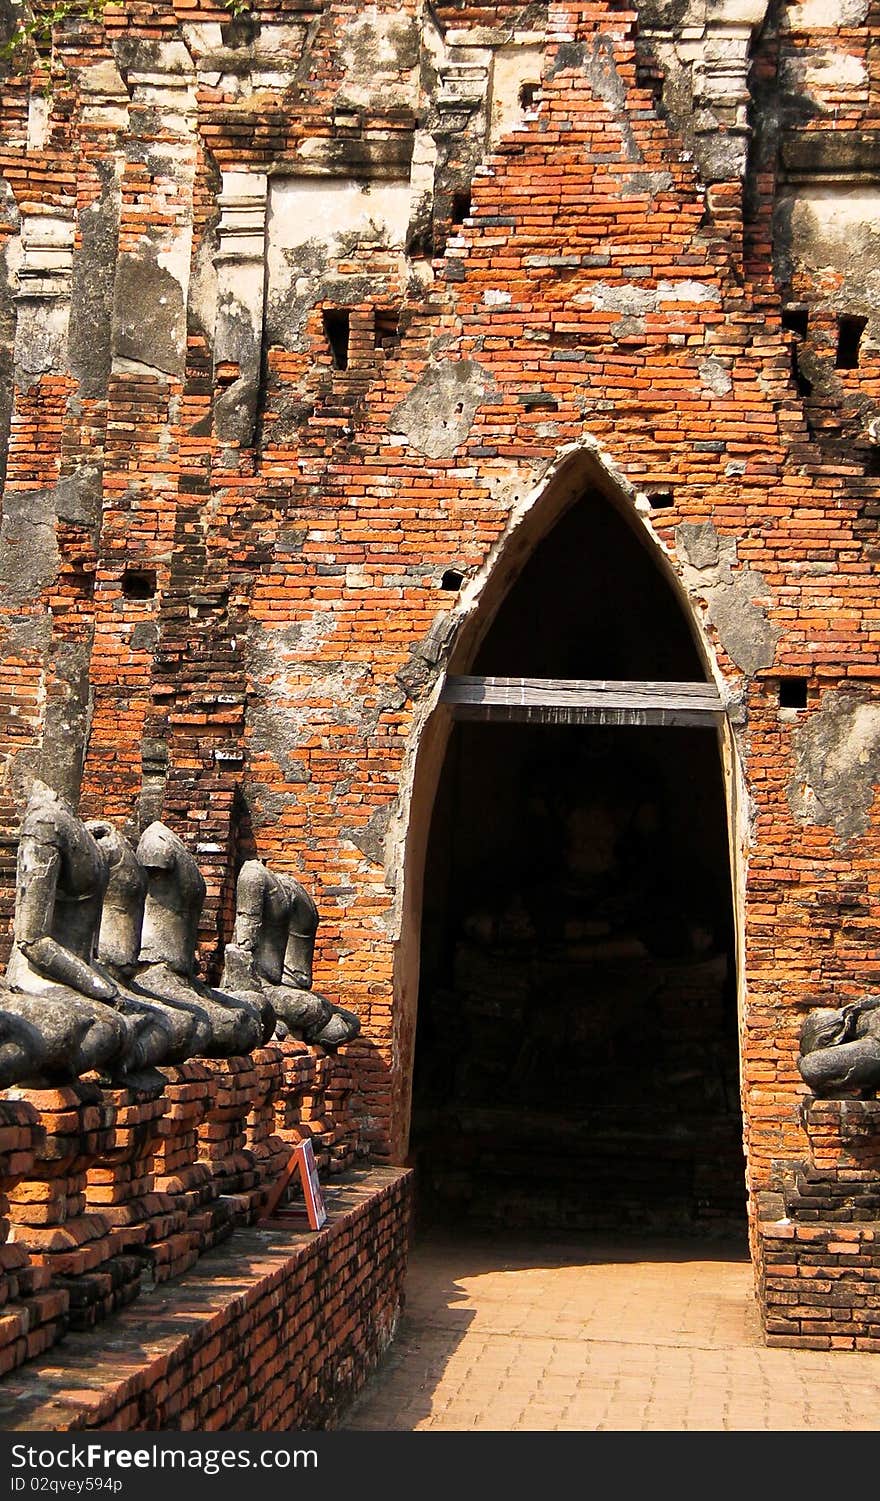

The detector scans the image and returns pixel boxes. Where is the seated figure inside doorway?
[0,781,144,1083]
[221,859,360,1050]
[86,819,212,1065]
[798,994,880,1098]
[133,821,268,1057]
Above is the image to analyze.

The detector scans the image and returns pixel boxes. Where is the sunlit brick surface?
[344,1233,880,1431]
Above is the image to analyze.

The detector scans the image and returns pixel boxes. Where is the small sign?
[298,1138,327,1231]
[258,1138,328,1231]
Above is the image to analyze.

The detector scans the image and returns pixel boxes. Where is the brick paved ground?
[341,1233,880,1431]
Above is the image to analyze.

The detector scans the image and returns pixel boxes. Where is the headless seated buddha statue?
[222,859,359,1051]
[0,782,140,1083]
[86,820,212,1065]
[799,994,880,1099]
[133,821,266,1058]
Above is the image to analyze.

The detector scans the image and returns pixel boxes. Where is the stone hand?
[21,935,118,1004]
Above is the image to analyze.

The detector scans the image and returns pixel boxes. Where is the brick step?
[56,1255,144,1332]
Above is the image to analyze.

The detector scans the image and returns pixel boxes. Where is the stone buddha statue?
[86,819,212,1064]
[281,875,320,991]
[133,821,266,1057]
[0,781,140,1083]
[221,859,360,1050]
[798,994,880,1098]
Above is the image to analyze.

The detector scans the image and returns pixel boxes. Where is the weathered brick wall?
[748,1,880,463]
[0,1167,412,1430]
[0,1035,372,1385]
[757,1101,880,1351]
[1,0,880,1354]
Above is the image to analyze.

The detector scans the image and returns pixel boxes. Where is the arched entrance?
[397,452,746,1241]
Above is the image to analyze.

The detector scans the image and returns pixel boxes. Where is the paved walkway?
[341,1233,880,1431]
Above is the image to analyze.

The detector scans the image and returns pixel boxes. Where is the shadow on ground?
[338,1224,754,1432]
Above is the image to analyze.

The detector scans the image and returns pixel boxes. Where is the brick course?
[0,1166,412,1430]
[758,1103,880,1353]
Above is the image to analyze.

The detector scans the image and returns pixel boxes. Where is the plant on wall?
[0,0,252,72]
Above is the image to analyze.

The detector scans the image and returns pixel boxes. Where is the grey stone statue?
[133,821,267,1057]
[0,782,140,1082]
[798,994,880,1098]
[86,820,212,1064]
[221,859,360,1050]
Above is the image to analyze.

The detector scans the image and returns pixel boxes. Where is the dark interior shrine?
[410,494,747,1237]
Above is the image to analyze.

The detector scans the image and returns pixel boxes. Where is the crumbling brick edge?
[0,1166,413,1431]
[755,1101,880,1352]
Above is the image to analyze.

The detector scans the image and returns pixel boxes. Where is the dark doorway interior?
[470,486,703,681]
[410,494,746,1237]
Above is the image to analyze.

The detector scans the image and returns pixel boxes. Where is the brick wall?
[757,1102,880,1352]
[1,0,879,1356]
[0,1167,412,1431]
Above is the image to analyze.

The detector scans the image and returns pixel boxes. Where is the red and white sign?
[297,1138,327,1231]
[258,1138,328,1231]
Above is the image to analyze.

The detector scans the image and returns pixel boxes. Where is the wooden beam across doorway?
[440,676,724,728]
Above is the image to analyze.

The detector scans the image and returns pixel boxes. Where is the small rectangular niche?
[647,489,674,510]
[374,308,401,352]
[782,306,812,395]
[322,309,350,371]
[122,568,157,601]
[778,678,808,710]
[450,191,471,226]
[406,226,434,260]
[517,390,558,413]
[782,306,809,339]
[836,314,868,370]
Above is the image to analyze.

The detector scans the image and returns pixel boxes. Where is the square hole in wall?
[122,568,157,601]
[647,489,674,510]
[441,569,464,591]
[782,306,809,339]
[782,307,812,395]
[406,226,435,260]
[778,678,808,709]
[78,569,96,601]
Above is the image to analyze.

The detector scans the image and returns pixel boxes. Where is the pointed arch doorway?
[404,464,747,1242]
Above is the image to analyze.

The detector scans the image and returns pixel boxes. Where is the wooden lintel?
[440,676,724,728]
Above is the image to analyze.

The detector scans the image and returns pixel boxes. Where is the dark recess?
[323,309,351,371]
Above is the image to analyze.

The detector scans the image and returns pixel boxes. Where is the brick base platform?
[0,1100,67,1375]
[0,1167,412,1431]
[5,1084,150,1332]
[757,1100,880,1351]
[149,1061,233,1281]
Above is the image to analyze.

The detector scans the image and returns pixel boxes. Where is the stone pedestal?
[324,1056,366,1174]
[801,1098,880,1176]
[84,1074,187,1295]
[5,1083,144,1330]
[0,1099,67,1374]
[758,1098,880,1351]
[273,1041,368,1176]
[298,1050,337,1173]
[150,1062,230,1280]
[245,1047,289,1201]
[197,1057,260,1225]
[274,1039,317,1155]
